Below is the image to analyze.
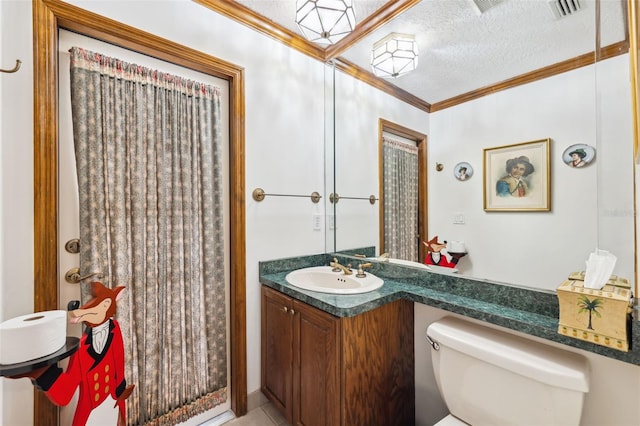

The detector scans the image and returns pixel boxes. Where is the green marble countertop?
[259,252,640,366]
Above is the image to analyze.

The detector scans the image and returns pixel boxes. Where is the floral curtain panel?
[382,136,419,262]
[69,47,227,425]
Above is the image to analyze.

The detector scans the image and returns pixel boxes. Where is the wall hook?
[1,59,22,74]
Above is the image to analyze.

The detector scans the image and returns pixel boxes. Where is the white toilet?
[426,317,590,426]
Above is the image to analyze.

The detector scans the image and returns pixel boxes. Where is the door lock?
[64,238,80,254]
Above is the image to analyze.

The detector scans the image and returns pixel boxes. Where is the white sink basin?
[285,266,384,294]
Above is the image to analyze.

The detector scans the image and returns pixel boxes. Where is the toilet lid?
[433,414,469,426]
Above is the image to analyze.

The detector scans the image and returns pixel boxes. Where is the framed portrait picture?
[562,143,595,168]
[454,162,473,181]
[483,138,551,212]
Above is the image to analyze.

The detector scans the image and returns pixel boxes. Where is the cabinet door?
[342,299,414,426]
[261,286,294,422]
[293,300,340,426]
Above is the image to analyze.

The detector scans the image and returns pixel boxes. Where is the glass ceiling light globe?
[296,0,356,45]
[371,33,419,78]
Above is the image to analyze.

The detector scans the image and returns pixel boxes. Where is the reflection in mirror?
[332,0,635,294]
[381,134,419,260]
[379,120,427,263]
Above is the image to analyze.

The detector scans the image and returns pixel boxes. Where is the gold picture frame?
[483,138,551,212]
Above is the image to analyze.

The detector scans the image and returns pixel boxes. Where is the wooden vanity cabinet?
[261,286,296,420]
[261,286,414,426]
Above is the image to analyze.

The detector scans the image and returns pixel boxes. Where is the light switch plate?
[313,213,322,230]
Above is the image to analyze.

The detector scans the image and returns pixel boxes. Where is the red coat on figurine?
[423,236,458,268]
[33,282,134,426]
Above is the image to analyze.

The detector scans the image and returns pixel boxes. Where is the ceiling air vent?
[471,0,505,14]
[548,0,582,19]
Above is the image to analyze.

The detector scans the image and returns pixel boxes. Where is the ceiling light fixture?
[296,0,356,45]
[371,33,419,78]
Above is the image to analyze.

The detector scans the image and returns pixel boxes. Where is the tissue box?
[557,272,633,352]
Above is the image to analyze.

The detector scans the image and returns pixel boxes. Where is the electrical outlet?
[453,212,465,224]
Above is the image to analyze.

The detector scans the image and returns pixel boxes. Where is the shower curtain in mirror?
[69,47,227,425]
[382,136,419,262]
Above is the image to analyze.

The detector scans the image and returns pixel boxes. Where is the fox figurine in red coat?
[423,236,458,268]
[33,281,134,426]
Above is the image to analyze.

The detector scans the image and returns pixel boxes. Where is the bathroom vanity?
[261,285,414,425]
[259,252,640,426]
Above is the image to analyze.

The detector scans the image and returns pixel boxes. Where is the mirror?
[330,0,635,293]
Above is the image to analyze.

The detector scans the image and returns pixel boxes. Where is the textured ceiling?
[235,0,627,104]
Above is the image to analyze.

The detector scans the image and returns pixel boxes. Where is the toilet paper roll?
[448,241,466,253]
[0,310,67,365]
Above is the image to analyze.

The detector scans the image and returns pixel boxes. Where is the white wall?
[1,0,36,424]
[429,55,634,290]
[415,303,640,426]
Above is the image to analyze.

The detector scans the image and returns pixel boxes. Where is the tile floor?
[225,401,289,426]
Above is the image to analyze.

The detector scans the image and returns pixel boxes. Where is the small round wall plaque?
[562,144,595,168]
[454,162,473,181]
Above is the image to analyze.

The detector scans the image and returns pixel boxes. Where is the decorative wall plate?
[454,162,473,181]
[562,144,596,168]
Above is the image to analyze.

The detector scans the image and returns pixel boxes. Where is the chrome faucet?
[330,258,353,275]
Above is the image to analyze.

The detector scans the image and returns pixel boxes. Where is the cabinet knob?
[283,306,288,313]
[289,309,295,316]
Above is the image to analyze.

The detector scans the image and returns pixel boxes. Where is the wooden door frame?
[378,119,428,262]
[32,0,247,423]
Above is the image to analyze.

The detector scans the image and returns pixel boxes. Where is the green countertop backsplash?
[259,251,639,366]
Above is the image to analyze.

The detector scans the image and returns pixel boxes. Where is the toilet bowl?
[426,317,589,426]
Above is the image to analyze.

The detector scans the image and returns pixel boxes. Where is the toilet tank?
[427,317,589,426]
